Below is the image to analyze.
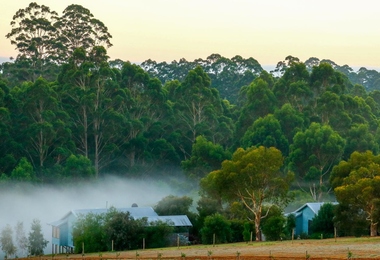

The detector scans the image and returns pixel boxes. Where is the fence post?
[292,229,294,244]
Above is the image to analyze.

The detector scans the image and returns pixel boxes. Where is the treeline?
[1,3,380,199]
[141,55,380,104]
[2,51,380,196]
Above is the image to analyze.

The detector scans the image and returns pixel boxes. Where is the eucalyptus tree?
[341,94,378,132]
[310,62,344,97]
[288,122,346,201]
[304,57,320,72]
[54,4,112,61]
[0,78,17,175]
[181,135,231,179]
[58,47,122,177]
[240,114,289,156]
[273,103,305,144]
[5,2,59,81]
[201,146,293,241]
[118,62,171,169]
[10,77,72,170]
[343,124,379,159]
[169,66,226,158]
[271,55,300,77]
[272,61,311,109]
[236,78,277,140]
[331,151,380,236]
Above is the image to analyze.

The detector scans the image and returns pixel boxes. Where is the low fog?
[0,176,185,256]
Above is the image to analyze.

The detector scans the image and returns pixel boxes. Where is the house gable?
[288,202,337,236]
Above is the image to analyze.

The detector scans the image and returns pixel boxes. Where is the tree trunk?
[370,222,378,237]
[254,212,261,241]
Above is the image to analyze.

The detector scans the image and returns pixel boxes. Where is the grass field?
[24,237,380,260]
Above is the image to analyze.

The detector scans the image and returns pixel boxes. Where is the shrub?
[200,214,231,244]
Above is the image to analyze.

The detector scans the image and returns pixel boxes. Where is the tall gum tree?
[12,77,71,169]
[201,146,293,241]
[171,66,223,158]
[331,151,380,236]
[119,62,169,168]
[6,2,59,62]
[6,2,59,81]
[59,47,120,177]
[288,122,346,201]
[54,4,112,61]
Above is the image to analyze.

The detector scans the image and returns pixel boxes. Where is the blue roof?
[49,207,192,227]
[72,207,158,218]
[292,202,338,215]
[149,215,192,226]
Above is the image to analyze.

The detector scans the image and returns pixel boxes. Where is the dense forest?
[2,2,380,250]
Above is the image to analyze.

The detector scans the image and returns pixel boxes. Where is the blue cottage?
[49,205,192,254]
[288,202,337,236]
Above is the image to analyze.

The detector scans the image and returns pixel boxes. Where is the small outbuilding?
[286,202,337,236]
[49,205,192,254]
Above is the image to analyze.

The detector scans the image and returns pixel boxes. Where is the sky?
[1,1,380,68]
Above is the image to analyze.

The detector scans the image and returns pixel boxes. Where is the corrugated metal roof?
[292,202,338,215]
[147,215,192,227]
[49,207,192,227]
[72,207,158,218]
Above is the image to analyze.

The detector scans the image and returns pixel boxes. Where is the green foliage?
[154,195,193,216]
[104,209,147,250]
[72,208,178,253]
[144,220,174,248]
[261,216,285,241]
[241,114,289,155]
[5,9,380,239]
[200,214,231,244]
[201,146,293,241]
[288,122,345,201]
[333,203,368,237]
[63,154,95,180]
[10,158,35,182]
[72,213,107,253]
[284,214,296,239]
[182,136,230,179]
[242,222,252,242]
[236,78,277,139]
[309,203,336,238]
[260,206,286,241]
[229,220,245,243]
[331,151,380,236]
[28,219,48,256]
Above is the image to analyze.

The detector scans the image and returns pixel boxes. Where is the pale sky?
[1,0,380,68]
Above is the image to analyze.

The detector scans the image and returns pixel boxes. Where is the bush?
[200,214,231,244]
[309,203,335,238]
[261,216,285,241]
[144,220,174,248]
